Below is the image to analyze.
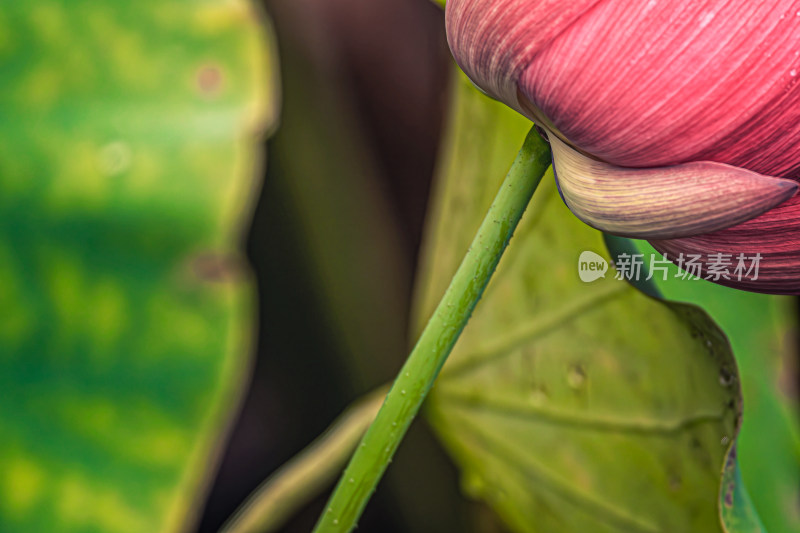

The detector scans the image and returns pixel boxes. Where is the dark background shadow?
[197,1,490,531]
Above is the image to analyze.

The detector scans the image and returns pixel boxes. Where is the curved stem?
[220,387,387,533]
[312,126,551,533]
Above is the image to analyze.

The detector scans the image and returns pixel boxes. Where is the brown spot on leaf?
[724,482,735,508]
[197,65,223,95]
[188,253,242,283]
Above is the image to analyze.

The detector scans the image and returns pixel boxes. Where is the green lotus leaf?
[628,240,800,533]
[414,71,747,532]
[719,448,765,532]
[0,1,277,532]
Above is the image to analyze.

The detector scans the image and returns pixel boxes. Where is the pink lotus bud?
[446,0,800,293]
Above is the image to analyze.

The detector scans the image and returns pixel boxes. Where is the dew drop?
[348,478,355,484]
[567,364,587,389]
[463,472,487,497]
[791,69,797,77]
[98,141,132,176]
[529,387,548,406]
[719,368,734,386]
[400,389,406,395]
[721,436,730,446]
[333,519,339,525]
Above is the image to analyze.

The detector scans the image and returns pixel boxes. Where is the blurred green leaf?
[0,2,276,532]
[631,241,800,533]
[415,71,743,532]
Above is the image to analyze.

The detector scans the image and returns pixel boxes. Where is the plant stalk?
[312,126,551,533]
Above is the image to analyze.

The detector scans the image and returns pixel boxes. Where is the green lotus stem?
[312,126,551,533]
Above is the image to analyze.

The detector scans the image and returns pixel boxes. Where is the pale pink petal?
[549,132,798,238]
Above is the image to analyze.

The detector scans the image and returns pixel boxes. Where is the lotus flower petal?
[652,197,800,294]
[519,1,800,174]
[549,132,798,239]
[445,0,602,111]
[446,0,800,293]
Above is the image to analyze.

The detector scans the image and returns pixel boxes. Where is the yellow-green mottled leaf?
[0,2,277,532]
[415,71,741,532]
